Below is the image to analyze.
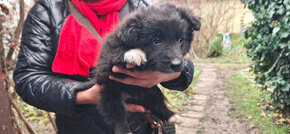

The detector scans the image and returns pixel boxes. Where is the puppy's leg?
[123,48,147,66]
[98,87,131,134]
[168,114,183,124]
[146,86,183,124]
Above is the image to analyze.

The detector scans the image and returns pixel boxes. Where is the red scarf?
[52,0,127,76]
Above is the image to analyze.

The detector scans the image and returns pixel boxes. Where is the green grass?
[193,55,249,63]
[193,33,250,63]
[226,72,290,134]
[217,63,249,70]
[161,66,202,111]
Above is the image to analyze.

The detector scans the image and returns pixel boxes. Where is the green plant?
[241,0,290,113]
[207,33,224,57]
[160,66,202,111]
[193,33,250,63]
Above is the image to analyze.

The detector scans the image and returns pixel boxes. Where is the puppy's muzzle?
[170,58,183,71]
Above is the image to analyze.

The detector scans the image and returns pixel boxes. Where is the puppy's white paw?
[123,49,147,66]
[168,114,183,124]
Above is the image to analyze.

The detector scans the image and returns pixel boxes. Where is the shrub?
[207,33,223,57]
[241,0,290,113]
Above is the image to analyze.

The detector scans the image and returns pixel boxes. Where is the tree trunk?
[0,76,15,134]
[0,26,14,133]
[0,8,15,133]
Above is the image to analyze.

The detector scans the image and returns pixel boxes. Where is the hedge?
[241,0,290,113]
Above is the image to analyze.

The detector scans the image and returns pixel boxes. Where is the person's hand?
[76,84,104,104]
[109,64,181,88]
[75,84,146,112]
[164,100,173,111]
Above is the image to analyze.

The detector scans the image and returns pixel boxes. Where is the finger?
[112,66,130,74]
[109,75,137,85]
[126,64,135,69]
[126,104,145,112]
[112,66,141,78]
[109,75,150,87]
[113,66,154,79]
[164,100,173,111]
[95,84,105,91]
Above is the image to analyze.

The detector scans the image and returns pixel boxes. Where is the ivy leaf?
[277,6,285,15]
[268,10,275,18]
[281,84,290,92]
[272,27,280,36]
[280,32,289,39]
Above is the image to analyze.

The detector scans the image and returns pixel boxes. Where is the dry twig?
[47,112,57,133]
[8,93,37,134]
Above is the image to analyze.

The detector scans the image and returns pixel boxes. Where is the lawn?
[193,33,250,63]
[226,71,290,134]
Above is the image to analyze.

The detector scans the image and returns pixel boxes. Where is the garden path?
[175,63,260,134]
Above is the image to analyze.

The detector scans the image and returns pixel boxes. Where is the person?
[13,0,194,133]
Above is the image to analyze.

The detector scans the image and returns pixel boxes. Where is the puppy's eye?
[153,37,162,45]
[178,37,184,44]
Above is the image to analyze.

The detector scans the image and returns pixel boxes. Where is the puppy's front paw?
[123,49,147,66]
[168,114,183,124]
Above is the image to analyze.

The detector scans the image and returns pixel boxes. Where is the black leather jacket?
[13,0,194,133]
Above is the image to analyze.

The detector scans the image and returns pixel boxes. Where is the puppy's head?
[117,3,201,73]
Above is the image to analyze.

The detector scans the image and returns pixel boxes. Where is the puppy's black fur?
[95,3,201,134]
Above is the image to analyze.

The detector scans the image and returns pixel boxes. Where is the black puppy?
[95,3,201,134]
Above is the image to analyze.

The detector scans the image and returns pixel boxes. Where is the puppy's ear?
[117,19,140,46]
[176,7,201,31]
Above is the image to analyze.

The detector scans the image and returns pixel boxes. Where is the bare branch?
[8,93,37,134]
[7,0,25,63]
[47,112,57,133]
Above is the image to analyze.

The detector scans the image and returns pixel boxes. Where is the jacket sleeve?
[13,0,91,116]
[160,60,194,91]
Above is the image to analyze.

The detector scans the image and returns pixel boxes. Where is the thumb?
[126,64,135,69]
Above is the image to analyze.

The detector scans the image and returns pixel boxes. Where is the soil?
[176,63,261,134]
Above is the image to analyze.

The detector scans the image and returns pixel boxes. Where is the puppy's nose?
[170,59,182,70]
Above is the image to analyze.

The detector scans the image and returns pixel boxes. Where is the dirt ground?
[176,63,260,134]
